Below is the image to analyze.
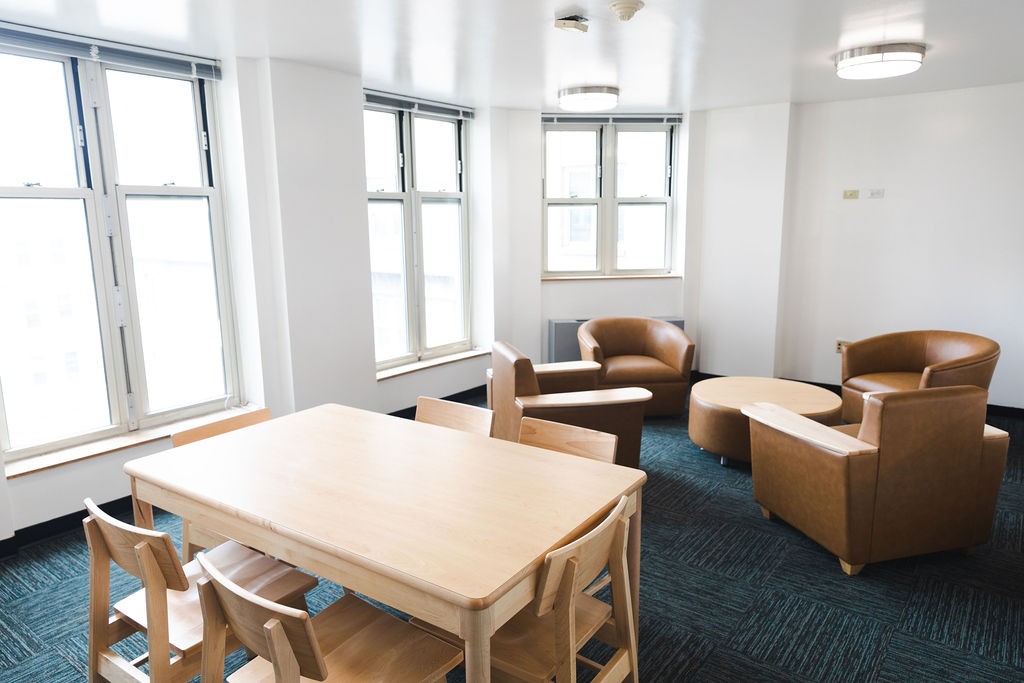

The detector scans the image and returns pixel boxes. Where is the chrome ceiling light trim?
[557,86,620,112]
[834,42,927,80]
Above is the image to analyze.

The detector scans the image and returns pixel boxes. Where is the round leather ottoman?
[688,376,842,464]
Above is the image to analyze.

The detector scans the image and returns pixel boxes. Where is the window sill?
[542,273,682,282]
[376,348,491,381]
[4,406,265,480]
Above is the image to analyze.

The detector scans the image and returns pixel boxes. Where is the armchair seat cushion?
[603,355,683,385]
[844,372,921,394]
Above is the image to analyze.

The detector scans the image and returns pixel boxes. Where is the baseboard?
[0,495,135,558]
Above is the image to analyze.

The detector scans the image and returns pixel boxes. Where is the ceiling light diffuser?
[835,42,926,80]
[558,86,619,112]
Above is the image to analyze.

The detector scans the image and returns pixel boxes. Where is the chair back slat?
[171,408,272,447]
[415,396,494,436]
[533,496,629,616]
[517,417,617,463]
[197,552,328,681]
[83,498,188,592]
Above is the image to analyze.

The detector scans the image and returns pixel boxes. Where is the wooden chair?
[196,552,464,682]
[171,408,272,561]
[413,496,638,682]
[414,396,494,436]
[83,497,318,683]
[517,417,618,463]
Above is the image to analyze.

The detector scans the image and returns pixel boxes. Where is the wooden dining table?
[124,403,646,682]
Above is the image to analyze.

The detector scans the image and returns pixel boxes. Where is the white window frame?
[0,45,238,462]
[542,120,678,276]
[365,102,472,371]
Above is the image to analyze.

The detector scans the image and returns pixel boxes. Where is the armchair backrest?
[856,385,990,559]
[842,330,999,388]
[491,341,541,441]
[579,317,694,376]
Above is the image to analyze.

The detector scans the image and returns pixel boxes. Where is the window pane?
[545,131,597,199]
[0,53,79,188]
[125,196,225,411]
[364,110,401,192]
[617,131,668,197]
[617,204,667,270]
[413,118,459,192]
[106,70,202,186]
[420,200,465,348]
[368,201,410,362]
[0,199,111,449]
[546,204,597,272]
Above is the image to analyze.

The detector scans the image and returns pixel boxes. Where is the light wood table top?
[690,376,841,418]
[124,403,646,682]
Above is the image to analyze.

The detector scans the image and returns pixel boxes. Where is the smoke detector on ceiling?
[609,0,645,21]
[554,15,589,32]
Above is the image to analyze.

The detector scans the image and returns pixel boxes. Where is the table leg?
[131,479,154,529]
[461,609,492,682]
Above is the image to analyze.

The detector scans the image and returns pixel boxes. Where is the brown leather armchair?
[490,341,652,468]
[841,330,1000,422]
[743,386,1010,575]
[577,317,695,416]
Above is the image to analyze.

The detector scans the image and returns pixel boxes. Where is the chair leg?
[759,506,774,520]
[839,560,864,576]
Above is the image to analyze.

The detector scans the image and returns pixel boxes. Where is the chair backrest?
[580,317,695,377]
[518,417,617,463]
[83,498,188,591]
[842,330,1000,387]
[415,396,494,436]
[857,386,989,558]
[491,341,541,441]
[579,317,652,358]
[171,408,272,447]
[197,552,327,681]
[533,496,629,617]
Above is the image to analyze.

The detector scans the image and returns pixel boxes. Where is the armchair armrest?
[577,326,604,365]
[922,353,1000,388]
[741,403,878,456]
[517,387,652,411]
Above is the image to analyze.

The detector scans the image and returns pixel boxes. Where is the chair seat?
[603,355,683,385]
[114,541,317,656]
[412,592,612,681]
[843,372,921,394]
[229,593,463,682]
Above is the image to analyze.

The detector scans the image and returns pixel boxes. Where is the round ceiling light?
[835,42,927,80]
[558,86,620,112]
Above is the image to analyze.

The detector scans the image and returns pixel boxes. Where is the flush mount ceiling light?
[558,86,619,112]
[834,42,927,80]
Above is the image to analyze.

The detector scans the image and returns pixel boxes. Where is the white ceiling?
[2,0,1023,112]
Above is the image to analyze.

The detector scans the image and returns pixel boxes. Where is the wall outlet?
[842,189,859,199]
[835,339,850,354]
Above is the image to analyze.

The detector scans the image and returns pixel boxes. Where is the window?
[543,122,677,275]
[363,96,471,369]
[0,40,234,462]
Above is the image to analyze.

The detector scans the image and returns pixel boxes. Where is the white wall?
[690,103,792,377]
[490,109,546,359]
[777,82,1024,408]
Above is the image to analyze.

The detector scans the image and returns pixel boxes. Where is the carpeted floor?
[1,402,1022,681]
